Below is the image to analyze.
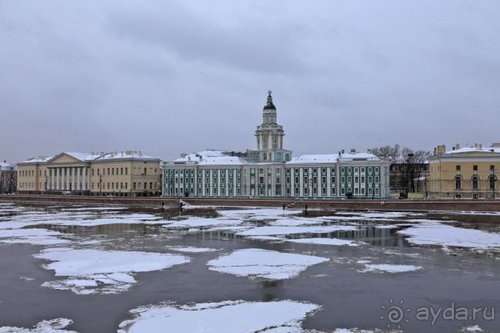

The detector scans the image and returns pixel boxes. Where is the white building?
[162,92,390,199]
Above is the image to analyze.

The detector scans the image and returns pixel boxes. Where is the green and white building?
[162,92,390,199]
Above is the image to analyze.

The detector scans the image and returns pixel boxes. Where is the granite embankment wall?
[1,194,499,212]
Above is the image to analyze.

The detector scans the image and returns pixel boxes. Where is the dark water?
[0,203,499,333]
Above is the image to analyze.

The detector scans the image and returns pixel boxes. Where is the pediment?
[47,153,86,165]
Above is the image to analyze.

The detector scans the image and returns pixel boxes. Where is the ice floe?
[360,264,422,273]
[335,211,421,219]
[247,235,284,241]
[285,238,360,246]
[237,225,358,237]
[166,246,219,253]
[217,208,300,220]
[207,248,328,280]
[34,248,190,294]
[460,325,484,332]
[118,300,319,333]
[0,228,71,246]
[163,217,244,230]
[0,318,77,333]
[332,329,402,333]
[398,222,500,249]
[269,217,326,227]
[373,225,399,229]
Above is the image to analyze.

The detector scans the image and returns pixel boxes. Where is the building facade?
[428,144,499,199]
[0,161,17,194]
[162,92,390,200]
[17,151,161,196]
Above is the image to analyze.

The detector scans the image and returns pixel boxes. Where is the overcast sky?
[1,0,499,162]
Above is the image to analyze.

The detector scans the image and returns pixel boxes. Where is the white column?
[84,168,88,190]
[77,167,81,191]
[70,167,75,191]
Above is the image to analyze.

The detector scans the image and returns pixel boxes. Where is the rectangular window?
[473,165,478,171]
[456,165,461,171]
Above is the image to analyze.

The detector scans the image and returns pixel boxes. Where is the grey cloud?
[0,0,499,163]
[106,2,307,75]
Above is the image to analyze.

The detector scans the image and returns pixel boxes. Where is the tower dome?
[263,90,276,110]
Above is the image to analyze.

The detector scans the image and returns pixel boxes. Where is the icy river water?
[0,201,499,333]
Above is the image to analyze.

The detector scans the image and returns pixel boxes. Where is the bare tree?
[369,144,401,163]
[370,145,431,195]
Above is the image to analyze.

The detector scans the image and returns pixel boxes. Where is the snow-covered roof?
[0,161,15,171]
[18,156,53,164]
[65,152,102,161]
[172,150,245,165]
[19,151,159,165]
[444,146,500,155]
[287,152,379,164]
[339,152,380,161]
[96,151,158,161]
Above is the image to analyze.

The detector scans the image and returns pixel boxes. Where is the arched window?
[455,176,462,190]
[472,176,479,190]
[490,176,496,190]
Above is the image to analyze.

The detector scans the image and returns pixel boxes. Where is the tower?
[247,91,292,163]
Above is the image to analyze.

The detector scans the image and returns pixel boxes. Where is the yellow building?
[17,151,161,196]
[428,144,499,199]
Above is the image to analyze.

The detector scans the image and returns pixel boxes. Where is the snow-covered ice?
[237,225,358,237]
[360,264,422,273]
[398,222,500,249]
[334,211,421,219]
[34,248,190,294]
[286,238,360,247]
[373,225,399,229]
[332,329,402,333]
[163,217,244,230]
[207,248,328,280]
[247,235,284,241]
[166,246,219,253]
[0,318,77,333]
[460,325,484,332]
[217,208,300,220]
[269,218,325,227]
[0,228,71,246]
[118,300,319,333]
